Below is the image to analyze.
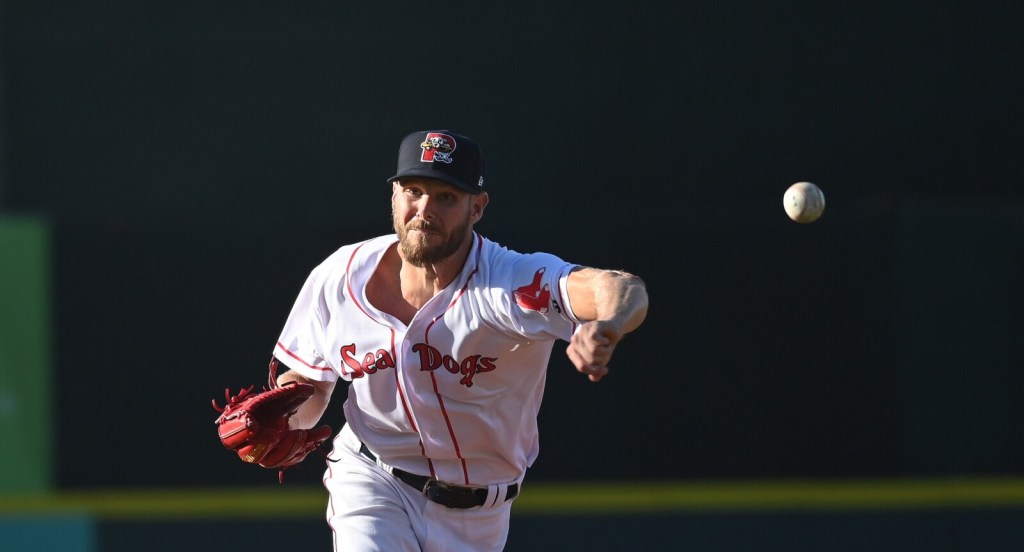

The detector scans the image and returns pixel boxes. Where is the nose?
[415,194,438,221]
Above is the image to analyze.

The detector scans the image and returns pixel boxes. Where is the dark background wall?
[1,0,1022,502]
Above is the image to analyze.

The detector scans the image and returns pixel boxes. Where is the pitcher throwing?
[262,129,648,551]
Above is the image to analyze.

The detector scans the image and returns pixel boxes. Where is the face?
[392,178,487,267]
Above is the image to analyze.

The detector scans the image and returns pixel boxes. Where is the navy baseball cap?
[386,130,486,194]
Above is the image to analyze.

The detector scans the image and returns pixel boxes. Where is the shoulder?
[313,234,395,272]
[300,234,396,292]
[474,235,579,308]
[475,235,574,274]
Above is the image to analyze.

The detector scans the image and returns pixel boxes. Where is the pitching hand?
[565,320,623,382]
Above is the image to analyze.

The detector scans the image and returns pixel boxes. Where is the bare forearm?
[592,270,647,332]
[277,368,336,430]
[570,268,648,331]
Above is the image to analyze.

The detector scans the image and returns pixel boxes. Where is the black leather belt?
[359,442,519,509]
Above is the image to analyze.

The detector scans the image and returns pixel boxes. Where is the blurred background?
[1,1,1023,550]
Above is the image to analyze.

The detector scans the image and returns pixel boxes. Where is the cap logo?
[419,133,456,164]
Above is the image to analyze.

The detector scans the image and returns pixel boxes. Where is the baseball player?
[271,130,648,551]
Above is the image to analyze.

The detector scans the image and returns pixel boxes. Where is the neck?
[393,234,474,310]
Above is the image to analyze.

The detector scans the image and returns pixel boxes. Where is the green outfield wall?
[0,217,52,492]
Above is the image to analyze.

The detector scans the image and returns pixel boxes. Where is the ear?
[391,181,402,204]
[470,192,489,223]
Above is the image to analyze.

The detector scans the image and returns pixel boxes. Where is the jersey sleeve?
[499,251,581,343]
[272,259,341,383]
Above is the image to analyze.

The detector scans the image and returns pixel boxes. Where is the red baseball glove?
[213,359,332,482]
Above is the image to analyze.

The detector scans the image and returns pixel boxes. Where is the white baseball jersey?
[273,232,581,486]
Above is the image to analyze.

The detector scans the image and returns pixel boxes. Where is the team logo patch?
[514,268,551,313]
[419,133,456,164]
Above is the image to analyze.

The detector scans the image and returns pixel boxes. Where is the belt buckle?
[421,478,438,496]
[422,479,477,509]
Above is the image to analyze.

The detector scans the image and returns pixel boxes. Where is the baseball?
[783,181,825,223]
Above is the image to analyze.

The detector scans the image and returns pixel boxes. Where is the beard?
[394,210,473,267]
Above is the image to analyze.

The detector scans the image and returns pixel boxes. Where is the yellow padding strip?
[512,478,1024,514]
[0,488,324,519]
[2,478,1024,520]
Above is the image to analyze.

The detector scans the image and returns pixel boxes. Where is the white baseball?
[783,182,825,223]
